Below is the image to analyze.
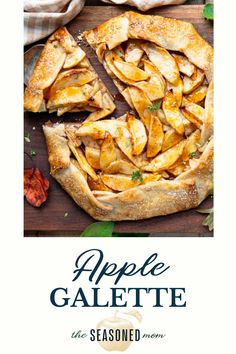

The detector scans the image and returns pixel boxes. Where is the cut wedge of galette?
[43,12,213,221]
[24,27,115,120]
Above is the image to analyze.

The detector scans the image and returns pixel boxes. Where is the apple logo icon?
[96,310,142,352]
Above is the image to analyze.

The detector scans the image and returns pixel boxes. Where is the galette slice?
[84,11,213,144]
[24,27,115,120]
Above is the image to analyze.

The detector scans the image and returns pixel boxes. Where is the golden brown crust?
[43,122,213,221]
[84,11,213,81]
[43,122,71,172]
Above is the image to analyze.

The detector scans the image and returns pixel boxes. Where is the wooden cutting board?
[24,5,213,236]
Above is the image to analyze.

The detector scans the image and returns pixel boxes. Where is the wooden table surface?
[24,3,213,237]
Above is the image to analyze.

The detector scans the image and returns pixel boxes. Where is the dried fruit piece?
[24,168,49,207]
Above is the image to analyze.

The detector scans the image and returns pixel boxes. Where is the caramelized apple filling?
[61,38,209,193]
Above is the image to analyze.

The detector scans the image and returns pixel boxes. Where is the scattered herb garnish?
[30,148,37,156]
[182,160,187,165]
[53,44,58,48]
[203,3,214,21]
[131,170,144,183]
[148,101,162,111]
[125,140,131,148]
[197,207,214,231]
[189,151,197,159]
[116,50,123,57]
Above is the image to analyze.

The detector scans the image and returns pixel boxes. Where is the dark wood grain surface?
[24,5,213,236]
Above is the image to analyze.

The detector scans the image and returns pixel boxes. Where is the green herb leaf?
[197,207,214,231]
[81,221,115,237]
[116,50,123,57]
[148,101,162,111]
[53,44,58,48]
[24,133,31,143]
[30,148,37,156]
[189,151,197,159]
[203,3,214,21]
[131,170,144,183]
[125,140,131,148]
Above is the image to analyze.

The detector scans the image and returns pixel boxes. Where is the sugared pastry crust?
[43,12,213,221]
[24,27,115,120]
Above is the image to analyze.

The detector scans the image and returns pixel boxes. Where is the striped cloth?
[102,0,186,12]
[24,0,85,45]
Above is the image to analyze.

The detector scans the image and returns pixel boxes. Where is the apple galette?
[43,12,213,221]
[24,27,115,120]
